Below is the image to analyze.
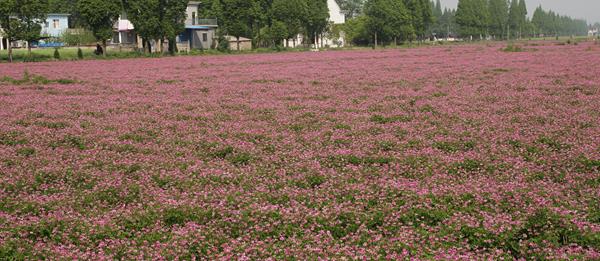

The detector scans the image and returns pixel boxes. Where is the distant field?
[0,41,599,259]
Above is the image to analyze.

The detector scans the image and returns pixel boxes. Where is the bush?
[53,48,60,60]
[77,48,84,59]
[216,34,230,53]
[502,44,523,52]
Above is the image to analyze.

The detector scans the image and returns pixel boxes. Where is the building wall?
[186,2,200,25]
[229,40,252,51]
[328,0,345,24]
[41,14,69,37]
[191,29,215,49]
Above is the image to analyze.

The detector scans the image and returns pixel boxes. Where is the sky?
[440,0,600,24]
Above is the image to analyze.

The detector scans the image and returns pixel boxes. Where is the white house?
[589,28,599,37]
[287,0,346,48]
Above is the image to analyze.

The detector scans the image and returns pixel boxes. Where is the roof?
[47,13,70,16]
[185,25,216,30]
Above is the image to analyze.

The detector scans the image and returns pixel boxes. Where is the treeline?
[531,6,589,37]
[339,0,590,45]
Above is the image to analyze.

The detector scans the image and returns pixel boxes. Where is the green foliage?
[77,48,84,59]
[502,43,523,52]
[228,152,252,166]
[16,147,36,157]
[0,131,28,146]
[455,0,489,38]
[370,114,413,124]
[364,0,412,45]
[271,0,307,42]
[61,29,97,46]
[163,207,218,227]
[400,207,450,227]
[487,0,509,38]
[432,140,476,153]
[532,6,589,37]
[305,174,326,188]
[122,0,188,54]
[77,0,121,52]
[53,48,60,60]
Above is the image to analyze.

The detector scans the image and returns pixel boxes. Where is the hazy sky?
[440,0,600,24]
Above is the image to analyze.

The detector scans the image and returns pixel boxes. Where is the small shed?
[225,35,252,51]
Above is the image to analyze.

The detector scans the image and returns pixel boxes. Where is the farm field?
[1,42,599,259]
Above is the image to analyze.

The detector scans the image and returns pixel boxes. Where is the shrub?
[502,44,523,52]
[53,48,60,60]
[77,48,84,59]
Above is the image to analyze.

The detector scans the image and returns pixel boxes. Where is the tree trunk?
[102,40,107,57]
[169,37,177,55]
[374,32,378,48]
[8,41,13,63]
[237,36,240,51]
[27,41,32,59]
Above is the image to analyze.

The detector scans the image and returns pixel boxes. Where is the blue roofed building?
[177,1,218,51]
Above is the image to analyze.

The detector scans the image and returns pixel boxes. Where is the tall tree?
[488,0,508,39]
[404,0,432,40]
[161,0,189,54]
[517,0,527,38]
[271,0,307,47]
[123,0,162,53]
[221,0,253,50]
[0,0,17,62]
[456,0,488,39]
[364,0,410,47]
[14,0,49,58]
[304,0,330,47]
[339,0,365,19]
[77,0,122,56]
[507,0,519,38]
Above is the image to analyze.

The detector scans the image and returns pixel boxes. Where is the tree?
[338,0,365,19]
[122,0,162,53]
[77,0,122,56]
[271,0,307,47]
[507,0,519,38]
[305,0,330,47]
[0,0,17,62]
[48,0,82,27]
[517,0,527,38]
[364,0,410,47]
[455,0,488,39]
[342,15,370,45]
[161,0,189,54]
[404,0,433,41]
[12,0,49,58]
[266,20,288,46]
[488,0,508,39]
[221,0,253,51]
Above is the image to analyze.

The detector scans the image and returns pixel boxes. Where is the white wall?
[328,0,345,24]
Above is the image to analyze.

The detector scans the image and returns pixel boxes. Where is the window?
[203,33,208,42]
[192,12,196,25]
[45,22,49,28]
[53,19,59,29]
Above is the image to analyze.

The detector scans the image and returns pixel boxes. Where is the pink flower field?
[1,42,599,259]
